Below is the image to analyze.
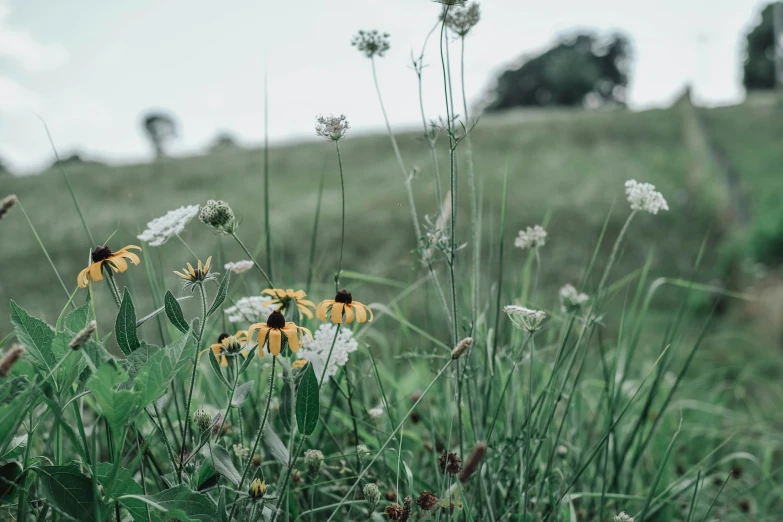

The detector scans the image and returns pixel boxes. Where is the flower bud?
[0,194,18,222]
[451,337,473,360]
[416,491,439,511]
[69,320,97,350]
[193,409,211,433]
[199,199,236,233]
[304,449,324,477]
[249,478,266,499]
[363,483,380,510]
[0,345,24,378]
[357,444,371,464]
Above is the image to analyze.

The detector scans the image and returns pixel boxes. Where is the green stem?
[176,234,198,258]
[334,142,346,292]
[597,210,637,294]
[230,231,275,288]
[306,166,327,291]
[264,67,273,281]
[229,357,277,521]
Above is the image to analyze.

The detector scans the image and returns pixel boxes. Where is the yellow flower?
[174,257,218,290]
[261,288,316,319]
[210,331,249,367]
[249,478,266,498]
[316,289,373,324]
[77,245,142,288]
[291,359,307,370]
[248,310,312,357]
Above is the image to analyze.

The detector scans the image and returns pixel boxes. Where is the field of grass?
[1,55,783,520]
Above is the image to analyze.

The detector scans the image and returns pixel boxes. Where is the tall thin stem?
[306,166,327,291]
[597,210,637,293]
[229,357,277,521]
[334,142,346,292]
[230,231,275,288]
[264,67,273,280]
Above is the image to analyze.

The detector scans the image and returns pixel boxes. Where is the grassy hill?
[1,105,724,331]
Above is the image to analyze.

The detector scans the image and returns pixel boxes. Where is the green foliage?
[743,2,782,90]
[132,485,218,522]
[164,289,189,333]
[207,270,230,317]
[36,465,96,521]
[295,363,319,436]
[115,288,140,355]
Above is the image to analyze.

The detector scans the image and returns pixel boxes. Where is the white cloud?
[0,76,42,112]
[0,5,69,72]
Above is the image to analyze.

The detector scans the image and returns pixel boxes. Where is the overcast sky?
[0,0,770,173]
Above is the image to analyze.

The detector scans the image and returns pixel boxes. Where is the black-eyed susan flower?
[210,331,249,367]
[248,310,312,357]
[174,257,218,291]
[249,478,266,499]
[316,289,373,324]
[261,288,316,319]
[77,245,142,288]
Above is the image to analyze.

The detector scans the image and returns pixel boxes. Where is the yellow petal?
[203,257,212,273]
[220,355,228,367]
[298,299,316,308]
[211,344,222,356]
[331,302,343,324]
[283,324,300,352]
[90,261,104,283]
[316,301,331,322]
[365,304,374,322]
[187,263,196,277]
[285,289,296,298]
[261,288,276,297]
[77,266,91,288]
[240,349,248,358]
[344,305,355,324]
[268,329,282,356]
[298,304,313,319]
[122,245,142,251]
[119,250,141,265]
[108,255,128,273]
[353,303,367,323]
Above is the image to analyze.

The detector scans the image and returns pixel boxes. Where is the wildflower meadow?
[0,2,781,522]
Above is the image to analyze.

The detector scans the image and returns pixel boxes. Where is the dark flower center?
[217,333,230,343]
[334,289,352,304]
[91,246,113,263]
[266,310,286,329]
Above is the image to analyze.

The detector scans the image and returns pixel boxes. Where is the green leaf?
[115,288,140,355]
[263,426,290,466]
[231,380,254,408]
[37,465,96,521]
[130,484,218,522]
[0,434,27,461]
[200,443,241,487]
[96,462,154,522]
[295,362,320,436]
[192,461,218,492]
[164,290,189,333]
[123,342,160,382]
[64,298,92,333]
[80,338,113,376]
[207,270,230,317]
[207,348,230,388]
[133,329,192,407]
[0,461,21,500]
[86,363,140,431]
[10,300,56,373]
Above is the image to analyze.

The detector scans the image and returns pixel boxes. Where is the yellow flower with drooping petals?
[261,288,316,319]
[210,331,249,367]
[77,245,142,288]
[316,289,373,324]
[248,310,312,357]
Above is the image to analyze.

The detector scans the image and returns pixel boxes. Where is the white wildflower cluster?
[504,305,546,332]
[514,225,547,250]
[315,114,349,141]
[225,296,276,324]
[624,180,669,215]
[224,260,254,274]
[350,30,391,58]
[559,284,589,314]
[137,205,199,246]
[368,405,384,418]
[233,444,251,459]
[298,324,359,380]
[613,513,634,522]
[442,2,481,36]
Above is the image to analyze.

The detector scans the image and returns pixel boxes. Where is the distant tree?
[743,2,783,90]
[141,112,178,158]
[484,32,631,111]
[49,151,106,171]
[209,132,242,153]
[0,156,10,176]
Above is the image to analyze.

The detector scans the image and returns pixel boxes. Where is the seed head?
[304,449,324,477]
[0,194,18,222]
[441,2,481,37]
[193,409,211,433]
[385,503,403,521]
[504,305,546,332]
[439,450,462,475]
[69,320,97,350]
[315,114,349,141]
[199,199,236,233]
[357,444,371,463]
[351,30,391,58]
[363,483,381,510]
[458,441,487,483]
[416,491,439,511]
[451,337,473,360]
[0,345,24,378]
[401,496,412,522]
[249,478,266,499]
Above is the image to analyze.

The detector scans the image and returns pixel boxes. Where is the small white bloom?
[625,180,669,214]
[514,225,547,250]
[368,406,384,418]
[613,513,634,522]
[224,260,254,274]
[224,296,276,324]
[559,284,590,314]
[315,114,349,141]
[233,444,251,459]
[504,305,546,332]
[137,205,200,246]
[298,324,359,380]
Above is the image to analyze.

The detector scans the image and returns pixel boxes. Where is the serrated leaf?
[95,463,158,522]
[86,363,140,432]
[164,290,189,333]
[131,484,218,522]
[115,288,140,355]
[192,461,218,492]
[64,298,92,333]
[123,342,161,382]
[133,330,193,407]
[295,363,320,436]
[10,300,56,373]
[231,380,254,407]
[263,426,290,466]
[207,270,230,317]
[37,465,95,521]
[200,443,241,487]
[0,434,27,461]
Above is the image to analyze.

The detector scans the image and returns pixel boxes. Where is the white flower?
[625,180,669,214]
[233,444,251,459]
[504,305,546,332]
[137,205,200,246]
[559,284,590,314]
[224,296,276,324]
[514,225,547,250]
[315,114,349,141]
[224,260,254,274]
[613,513,634,522]
[298,324,359,380]
[368,405,384,418]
